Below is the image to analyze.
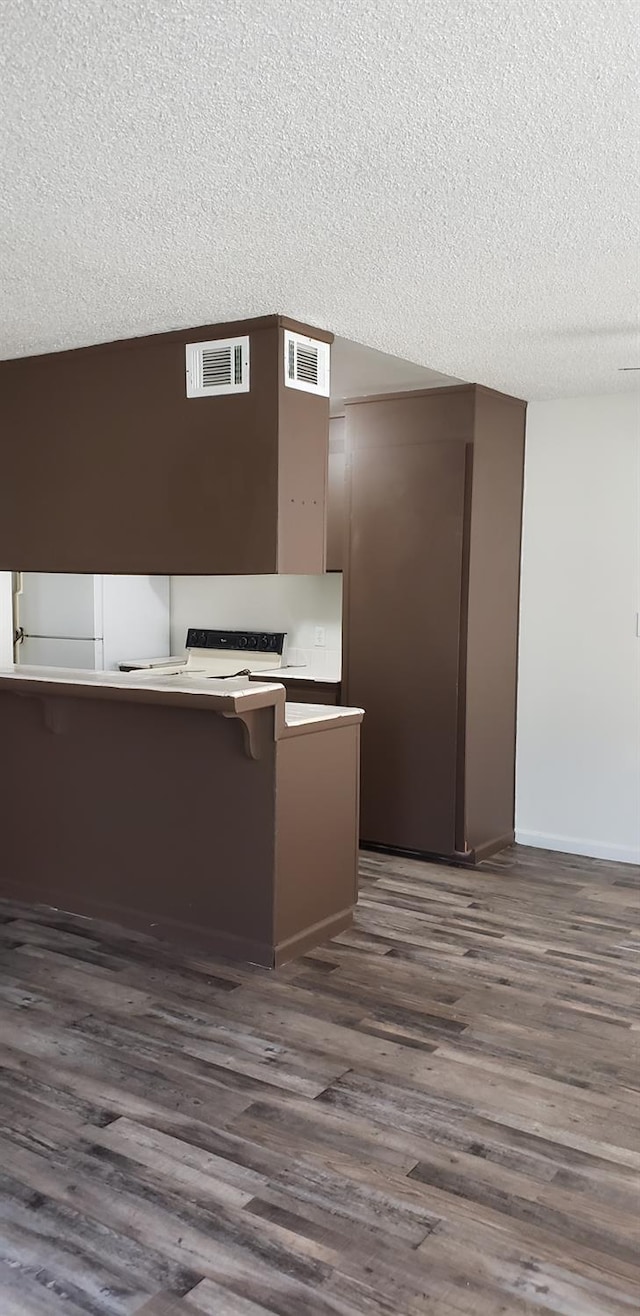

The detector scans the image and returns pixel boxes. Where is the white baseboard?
[515,829,640,866]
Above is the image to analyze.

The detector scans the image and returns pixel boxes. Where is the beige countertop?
[119,659,341,685]
[258,665,341,685]
[0,665,361,740]
[283,702,361,726]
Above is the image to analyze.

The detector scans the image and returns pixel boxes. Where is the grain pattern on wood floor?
[0,844,638,1315]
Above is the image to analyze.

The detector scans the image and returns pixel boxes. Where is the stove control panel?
[186,628,286,656]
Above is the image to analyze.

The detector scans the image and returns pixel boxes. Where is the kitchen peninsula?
[0,666,362,966]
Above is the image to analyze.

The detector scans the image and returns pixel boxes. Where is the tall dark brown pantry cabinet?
[342,384,526,864]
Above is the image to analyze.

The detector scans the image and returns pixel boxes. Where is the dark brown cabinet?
[252,676,340,705]
[326,416,347,572]
[0,315,331,576]
[342,384,526,864]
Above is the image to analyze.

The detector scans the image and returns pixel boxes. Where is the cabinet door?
[326,417,346,572]
[345,437,468,855]
[284,681,340,706]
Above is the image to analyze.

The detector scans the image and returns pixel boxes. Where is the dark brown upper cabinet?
[0,315,332,575]
[342,384,526,864]
[326,415,347,572]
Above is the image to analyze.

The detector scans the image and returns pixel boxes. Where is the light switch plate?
[314,626,326,647]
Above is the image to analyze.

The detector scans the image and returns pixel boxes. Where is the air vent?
[284,331,330,397]
[185,336,250,397]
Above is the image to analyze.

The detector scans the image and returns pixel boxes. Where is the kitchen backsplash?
[170,575,343,677]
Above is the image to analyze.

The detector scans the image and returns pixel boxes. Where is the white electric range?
[119,628,288,680]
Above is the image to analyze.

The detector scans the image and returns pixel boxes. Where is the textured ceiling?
[1,0,638,399]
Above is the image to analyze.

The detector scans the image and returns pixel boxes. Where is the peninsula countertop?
[0,665,362,738]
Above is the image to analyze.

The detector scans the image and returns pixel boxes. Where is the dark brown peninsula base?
[0,669,362,966]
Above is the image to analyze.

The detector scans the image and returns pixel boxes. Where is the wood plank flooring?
[0,844,638,1315]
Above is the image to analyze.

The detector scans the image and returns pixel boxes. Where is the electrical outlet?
[314,626,326,647]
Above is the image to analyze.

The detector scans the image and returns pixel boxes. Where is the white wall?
[170,575,343,677]
[516,393,640,864]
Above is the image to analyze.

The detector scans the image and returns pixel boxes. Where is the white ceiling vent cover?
[185,336,250,398]
[284,331,330,397]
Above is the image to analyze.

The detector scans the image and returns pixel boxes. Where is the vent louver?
[186,336,250,397]
[284,331,330,397]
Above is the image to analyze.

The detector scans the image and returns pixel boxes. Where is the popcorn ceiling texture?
[0,0,638,399]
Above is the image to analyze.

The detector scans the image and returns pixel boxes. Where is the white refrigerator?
[15,573,170,670]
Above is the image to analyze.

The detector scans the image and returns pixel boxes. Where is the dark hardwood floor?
[0,845,638,1315]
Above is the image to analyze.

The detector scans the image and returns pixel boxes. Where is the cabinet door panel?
[346,438,467,855]
[284,682,340,705]
[327,417,346,572]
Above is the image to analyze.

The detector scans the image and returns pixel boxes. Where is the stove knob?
[248,636,258,649]
[239,635,248,648]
